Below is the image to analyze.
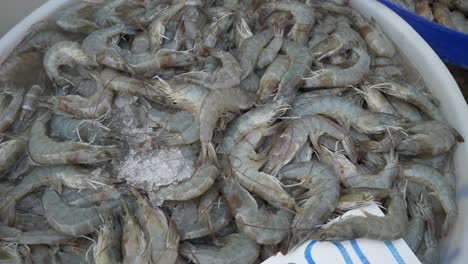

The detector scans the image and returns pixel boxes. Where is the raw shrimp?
[337,188,391,211]
[131,33,150,54]
[256,26,283,69]
[155,83,209,146]
[147,108,194,133]
[176,49,241,89]
[303,42,371,88]
[18,30,68,53]
[131,188,179,264]
[121,199,149,264]
[313,190,407,241]
[0,226,73,245]
[404,195,427,252]
[415,0,434,20]
[308,15,338,50]
[43,41,97,87]
[95,0,127,27]
[229,127,301,213]
[235,17,253,49]
[199,8,234,48]
[94,214,122,264]
[172,198,230,240]
[433,2,456,28]
[82,24,134,73]
[0,139,27,179]
[417,221,439,264]
[373,78,445,122]
[29,113,120,165]
[322,146,398,189]
[399,163,457,236]
[312,19,361,59]
[258,0,315,45]
[180,233,260,264]
[276,40,314,100]
[56,2,99,33]
[223,177,292,245]
[45,76,113,119]
[14,84,44,131]
[148,0,202,52]
[257,55,289,103]
[397,121,457,156]
[237,27,275,79]
[359,84,398,115]
[199,87,256,165]
[290,95,408,134]
[0,87,25,132]
[99,68,168,103]
[42,189,120,236]
[321,2,396,57]
[49,114,114,145]
[125,49,198,77]
[0,51,45,87]
[387,96,423,122]
[263,114,356,176]
[218,100,289,155]
[152,161,219,201]
[280,162,340,248]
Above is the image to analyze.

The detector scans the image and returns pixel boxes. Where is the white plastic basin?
[0,0,466,263]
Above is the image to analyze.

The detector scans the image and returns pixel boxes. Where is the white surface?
[0,0,47,37]
[0,0,466,263]
[263,204,421,264]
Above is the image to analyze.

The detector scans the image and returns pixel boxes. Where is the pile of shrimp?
[0,0,463,263]
[390,0,468,33]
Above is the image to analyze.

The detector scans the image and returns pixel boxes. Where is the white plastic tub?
[0,0,466,263]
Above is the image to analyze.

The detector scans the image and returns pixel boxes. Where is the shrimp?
[303,42,371,88]
[337,188,391,211]
[49,114,114,145]
[235,17,253,49]
[258,0,315,45]
[43,41,97,87]
[237,28,275,79]
[94,214,122,264]
[312,19,361,59]
[257,55,290,103]
[404,195,427,252]
[372,78,445,122]
[218,100,289,155]
[312,190,407,241]
[276,40,314,100]
[43,189,120,236]
[280,162,340,248]
[82,24,134,73]
[99,68,169,103]
[358,84,397,115]
[0,139,27,179]
[223,177,293,245]
[131,33,150,54]
[0,87,24,132]
[155,83,209,146]
[256,26,283,69]
[13,84,44,131]
[147,108,194,133]
[45,76,113,119]
[172,197,230,240]
[433,2,456,28]
[387,96,423,122]
[17,30,68,53]
[415,0,434,20]
[322,146,398,189]
[397,121,457,156]
[321,2,396,57]
[121,199,149,264]
[0,51,45,87]
[56,2,99,33]
[176,49,241,89]
[95,0,138,27]
[131,188,179,264]
[291,95,408,134]
[199,8,234,48]
[308,15,338,50]
[263,114,356,176]
[125,49,198,77]
[28,113,120,165]
[180,233,260,264]
[399,163,457,236]
[199,87,256,165]
[0,226,73,245]
[148,0,202,52]
[229,127,302,213]
[417,221,439,264]
[152,161,219,201]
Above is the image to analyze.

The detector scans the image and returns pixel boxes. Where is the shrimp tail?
[443,210,458,236]
[199,142,219,167]
[166,220,180,251]
[451,128,464,143]
[0,198,16,226]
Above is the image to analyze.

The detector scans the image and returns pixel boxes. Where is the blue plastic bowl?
[379,0,468,68]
